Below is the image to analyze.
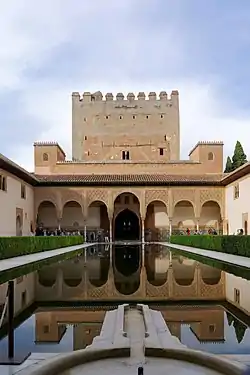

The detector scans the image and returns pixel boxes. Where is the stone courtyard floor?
[162,242,250,269]
[0,243,94,273]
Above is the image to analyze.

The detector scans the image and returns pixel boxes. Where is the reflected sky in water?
[1,244,250,355]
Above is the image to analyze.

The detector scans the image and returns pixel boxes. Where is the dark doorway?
[114,209,140,241]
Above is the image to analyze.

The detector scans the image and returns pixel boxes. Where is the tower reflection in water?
[114,245,141,295]
[1,244,250,355]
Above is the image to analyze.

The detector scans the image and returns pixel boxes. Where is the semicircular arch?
[88,199,108,209]
[36,198,58,212]
[201,199,222,212]
[113,191,141,205]
[174,199,195,209]
[146,199,168,210]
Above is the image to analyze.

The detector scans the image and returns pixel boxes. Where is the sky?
[1,0,250,172]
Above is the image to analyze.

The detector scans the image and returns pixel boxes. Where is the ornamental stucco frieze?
[86,189,109,207]
[145,189,169,208]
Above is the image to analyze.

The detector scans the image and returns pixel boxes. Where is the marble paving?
[162,242,250,269]
[0,243,95,273]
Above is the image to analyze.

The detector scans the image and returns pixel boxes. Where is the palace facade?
[0,90,249,238]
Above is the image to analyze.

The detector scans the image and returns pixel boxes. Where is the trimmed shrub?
[170,235,250,257]
[0,236,83,260]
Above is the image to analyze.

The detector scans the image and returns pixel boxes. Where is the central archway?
[114,209,140,241]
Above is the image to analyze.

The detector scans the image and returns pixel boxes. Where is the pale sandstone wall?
[72,91,180,162]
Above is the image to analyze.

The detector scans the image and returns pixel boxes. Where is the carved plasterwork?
[172,189,196,206]
[86,189,109,207]
[145,189,169,208]
[200,189,223,213]
[146,281,169,298]
[35,189,61,213]
[60,189,83,208]
[112,189,142,206]
[87,281,109,299]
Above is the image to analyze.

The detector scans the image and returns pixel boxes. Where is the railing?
[144,229,170,242]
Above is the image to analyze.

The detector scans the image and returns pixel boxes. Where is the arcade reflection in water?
[0,244,250,355]
[35,244,224,301]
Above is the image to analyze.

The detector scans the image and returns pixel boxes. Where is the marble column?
[141,219,145,243]
[84,224,87,241]
[196,219,200,231]
[169,219,172,236]
[109,219,113,243]
[142,244,145,267]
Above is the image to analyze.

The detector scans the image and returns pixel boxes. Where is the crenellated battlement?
[72,89,181,162]
[72,90,179,102]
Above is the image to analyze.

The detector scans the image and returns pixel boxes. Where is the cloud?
[1,0,250,171]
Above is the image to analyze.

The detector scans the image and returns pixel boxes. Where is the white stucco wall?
[225,174,250,234]
[225,273,250,314]
[0,169,34,236]
[0,273,36,318]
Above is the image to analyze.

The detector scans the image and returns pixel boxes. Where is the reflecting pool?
[0,244,250,355]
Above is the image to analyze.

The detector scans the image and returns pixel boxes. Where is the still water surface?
[0,244,250,355]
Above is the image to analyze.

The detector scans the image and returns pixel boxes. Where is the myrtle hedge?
[170,235,250,257]
[0,236,83,260]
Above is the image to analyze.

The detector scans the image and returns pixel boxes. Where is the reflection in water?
[87,245,110,287]
[114,245,141,295]
[114,245,140,276]
[145,244,169,286]
[2,244,250,355]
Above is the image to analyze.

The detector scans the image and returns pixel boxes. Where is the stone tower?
[72,90,180,162]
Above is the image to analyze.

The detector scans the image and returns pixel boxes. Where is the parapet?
[72,90,179,102]
[33,141,66,157]
[189,141,224,156]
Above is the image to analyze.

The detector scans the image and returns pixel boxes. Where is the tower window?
[122,151,130,160]
[119,115,123,120]
[21,184,26,199]
[160,114,164,118]
[105,115,109,119]
[208,152,214,160]
[84,136,87,140]
[132,115,136,119]
[159,148,164,156]
[43,153,49,161]
[146,115,149,119]
[0,175,7,191]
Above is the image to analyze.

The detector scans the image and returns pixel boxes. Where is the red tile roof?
[34,173,224,186]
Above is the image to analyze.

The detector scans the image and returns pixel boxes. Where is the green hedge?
[0,236,83,260]
[170,235,250,257]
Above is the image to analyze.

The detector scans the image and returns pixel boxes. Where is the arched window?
[208,152,214,161]
[43,153,49,161]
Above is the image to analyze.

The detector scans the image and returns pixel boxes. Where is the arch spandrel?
[60,191,84,209]
[200,189,224,215]
[145,190,169,209]
[86,189,109,207]
[112,189,142,206]
[35,190,59,213]
[172,189,196,207]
